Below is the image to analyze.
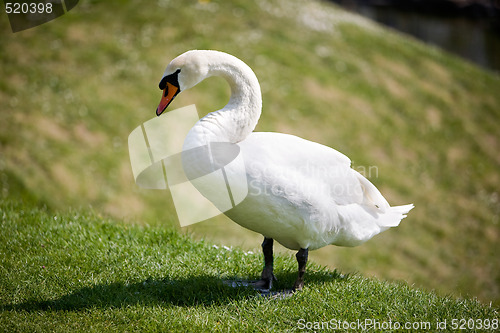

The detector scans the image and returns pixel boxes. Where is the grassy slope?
[1,0,499,307]
[1,199,498,332]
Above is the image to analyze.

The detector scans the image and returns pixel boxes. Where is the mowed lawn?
[0,199,498,332]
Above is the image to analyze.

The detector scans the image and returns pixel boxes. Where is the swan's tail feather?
[377,204,414,227]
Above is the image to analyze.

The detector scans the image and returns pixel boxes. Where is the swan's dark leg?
[293,248,309,291]
[253,237,276,290]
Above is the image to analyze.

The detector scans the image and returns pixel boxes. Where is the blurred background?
[1,0,499,306]
[332,0,500,72]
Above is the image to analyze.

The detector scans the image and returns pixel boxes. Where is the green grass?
[1,0,500,313]
[1,199,498,332]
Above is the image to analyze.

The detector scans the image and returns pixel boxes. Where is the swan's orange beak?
[156,82,179,116]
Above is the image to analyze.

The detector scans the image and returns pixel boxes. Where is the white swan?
[156,50,413,291]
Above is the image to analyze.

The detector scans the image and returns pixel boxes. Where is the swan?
[156,50,413,291]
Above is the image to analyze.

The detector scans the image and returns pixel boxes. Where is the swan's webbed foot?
[251,267,277,291]
[292,248,308,291]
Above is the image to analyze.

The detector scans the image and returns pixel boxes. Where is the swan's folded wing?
[354,170,390,213]
[241,132,360,205]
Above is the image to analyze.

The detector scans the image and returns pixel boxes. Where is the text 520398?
[451,319,498,330]
[5,2,53,14]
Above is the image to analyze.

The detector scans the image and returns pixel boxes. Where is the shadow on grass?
[2,270,347,312]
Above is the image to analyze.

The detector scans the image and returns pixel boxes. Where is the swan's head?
[156,50,210,116]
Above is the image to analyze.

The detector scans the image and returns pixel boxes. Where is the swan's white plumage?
[161,50,413,252]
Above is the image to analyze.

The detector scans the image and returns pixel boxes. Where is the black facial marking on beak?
[159,69,181,90]
[156,69,182,116]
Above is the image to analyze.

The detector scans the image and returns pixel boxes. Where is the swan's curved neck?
[186,53,262,147]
